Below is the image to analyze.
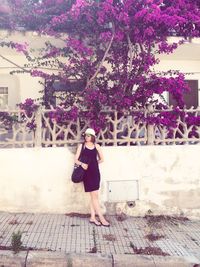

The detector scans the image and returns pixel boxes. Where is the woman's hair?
[90,135,96,143]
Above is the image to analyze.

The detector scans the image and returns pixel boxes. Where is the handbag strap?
[79,142,85,159]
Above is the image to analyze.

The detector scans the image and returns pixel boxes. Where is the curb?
[0,250,199,266]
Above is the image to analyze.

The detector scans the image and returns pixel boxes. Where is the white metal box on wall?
[107,180,139,202]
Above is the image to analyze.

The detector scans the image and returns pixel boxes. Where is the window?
[0,87,8,109]
[169,80,199,108]
[45,79,86,106]
[52,79,86,92]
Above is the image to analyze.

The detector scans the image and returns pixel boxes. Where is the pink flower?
[14,42,28,53]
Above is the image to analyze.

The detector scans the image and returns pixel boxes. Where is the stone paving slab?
[113,254,199,267]
[26,251,111,267]
[0,250,27,266]
[0,212,199,266]
[0,251,198,267]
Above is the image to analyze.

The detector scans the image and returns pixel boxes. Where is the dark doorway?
[169,80,199,108]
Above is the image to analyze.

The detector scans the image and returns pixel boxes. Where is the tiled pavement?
[0,212,200,261]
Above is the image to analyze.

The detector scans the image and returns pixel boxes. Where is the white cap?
[85,128,96,136]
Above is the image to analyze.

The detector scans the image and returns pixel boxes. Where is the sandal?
[100,222,110,227]
[89,220,101,226]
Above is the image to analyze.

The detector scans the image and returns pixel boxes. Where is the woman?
[74,128,110,227]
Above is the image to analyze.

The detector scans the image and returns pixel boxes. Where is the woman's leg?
[89,197,101,225]
[90,190,110,225]
[90,201,96,220]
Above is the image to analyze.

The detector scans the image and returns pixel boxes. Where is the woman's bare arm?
[74,143,88,170]
[74,144,83,165]
[96,144,104,164]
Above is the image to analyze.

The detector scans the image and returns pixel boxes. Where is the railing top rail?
[1,106,200,113]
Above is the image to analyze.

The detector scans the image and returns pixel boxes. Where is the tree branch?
[0,54,30,73]
[127,34,133,74]
[86,24,115,88]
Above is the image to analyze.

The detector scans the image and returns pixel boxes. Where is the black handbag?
[71,143,87,183]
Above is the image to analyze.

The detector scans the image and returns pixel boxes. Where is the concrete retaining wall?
[0,145,200,218]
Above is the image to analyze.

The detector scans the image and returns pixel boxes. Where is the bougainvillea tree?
[1,0,200,132]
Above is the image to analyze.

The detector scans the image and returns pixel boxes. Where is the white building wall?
[1,31,200,107]
[0,55,44,107]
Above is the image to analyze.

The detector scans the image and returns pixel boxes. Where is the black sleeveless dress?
[81,144,101,192]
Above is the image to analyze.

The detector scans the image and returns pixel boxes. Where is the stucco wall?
[0,55,43,107]
[0,145,199,219]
